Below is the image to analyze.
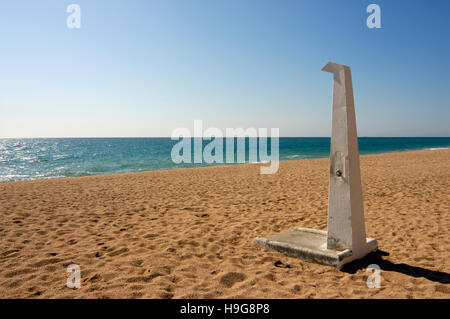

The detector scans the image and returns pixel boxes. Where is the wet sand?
[0,149,449,298]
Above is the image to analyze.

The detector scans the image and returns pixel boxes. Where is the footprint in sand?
[219,272,246,288]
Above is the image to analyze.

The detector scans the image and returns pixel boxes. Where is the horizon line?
[1,136,450,139]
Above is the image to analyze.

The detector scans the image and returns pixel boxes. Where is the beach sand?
[0,149,449,298]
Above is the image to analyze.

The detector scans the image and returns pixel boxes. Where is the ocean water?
[0,137,449,182]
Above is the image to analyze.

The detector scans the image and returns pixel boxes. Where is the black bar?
[0,299,448,318]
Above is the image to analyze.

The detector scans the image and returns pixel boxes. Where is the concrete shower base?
[254,227,378,270]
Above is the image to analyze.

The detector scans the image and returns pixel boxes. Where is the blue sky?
[0,0,449,137]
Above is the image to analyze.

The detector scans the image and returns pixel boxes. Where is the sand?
[0,149,449,299]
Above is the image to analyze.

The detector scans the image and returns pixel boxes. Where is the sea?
[1,137,449,182]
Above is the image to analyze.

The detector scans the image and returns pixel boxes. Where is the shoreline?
[2,147,449,184]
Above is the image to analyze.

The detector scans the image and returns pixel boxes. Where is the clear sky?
[1,0,449,137]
